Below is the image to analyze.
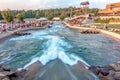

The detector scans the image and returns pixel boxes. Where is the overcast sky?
[0,0,120,10]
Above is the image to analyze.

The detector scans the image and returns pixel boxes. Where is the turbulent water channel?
[0,22,120,80]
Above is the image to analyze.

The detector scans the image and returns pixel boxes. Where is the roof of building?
[98,2,120,14]
[53,17,60,20]
[38,17,48,21]
[110,2,120,7]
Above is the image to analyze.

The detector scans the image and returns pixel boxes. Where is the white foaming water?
[11,23,89,68]
[24,57,40,68]
[10,31,48,41]
[24,34,89,68]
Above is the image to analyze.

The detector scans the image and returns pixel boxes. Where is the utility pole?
[69,6,73,18]
[70,7,72,18]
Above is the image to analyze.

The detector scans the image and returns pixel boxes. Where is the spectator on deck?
[0,25,2,33]
[2,25,6,32]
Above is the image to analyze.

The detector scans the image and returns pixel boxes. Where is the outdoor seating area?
[0,20,49,34]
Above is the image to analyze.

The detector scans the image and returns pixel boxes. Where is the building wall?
[98,2,120,16]
[106,2,120,10]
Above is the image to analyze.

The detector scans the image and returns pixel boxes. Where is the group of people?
[0,20,49,34]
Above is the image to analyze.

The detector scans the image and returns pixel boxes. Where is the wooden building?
[98,2,120,16]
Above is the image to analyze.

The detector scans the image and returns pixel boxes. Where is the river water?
[0,22,120,80]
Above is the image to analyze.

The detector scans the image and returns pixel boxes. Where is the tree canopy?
[1,9,13,22]
[16,13,24,22]
[0,7,100,21]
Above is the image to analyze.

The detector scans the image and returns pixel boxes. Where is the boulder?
[89,66,101,75]
[14,32,31,36]
[116,61,120,64]
[110,63,120,71]
[0,73,6,77]
[114,72,120,80]
[100,69,109,76]
[81,29,100,34]
[89,65,115,80]
[0,65,27,80]
[0,76,10,80]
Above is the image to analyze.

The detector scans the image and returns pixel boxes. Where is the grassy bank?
[94,23,120,34]
[94,23,120,28]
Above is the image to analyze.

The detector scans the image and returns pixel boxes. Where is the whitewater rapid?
[0,22,102,80]
[23,34,89,68]
[10,23,89,68]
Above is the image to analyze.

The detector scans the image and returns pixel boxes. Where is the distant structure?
[52,17,61,21]
[74,1,90,14]
[98,2,120,17]
[80,1,94,26]
[37,17,48,21]
[36,17,48,26]
[80,1,89,9]
[67,1,94,26]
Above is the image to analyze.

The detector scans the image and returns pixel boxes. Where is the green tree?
[60,11,66,20]
[45,10,53,20]
[35,10,40,19]
[91,8,99,16]
[1,9,13,22]
[69,6,73,17]
[16,13,24,22]
[0,12,3,20]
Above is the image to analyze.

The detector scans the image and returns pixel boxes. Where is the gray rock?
[114,72,120,80]
[0,76,10,80]
[14,32,31,36]
[0,73,6,77]
[100,69,109,76]
[89,66,101,75]
[110,63,120,71]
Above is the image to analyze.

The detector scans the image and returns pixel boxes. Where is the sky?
[0,0,120,10]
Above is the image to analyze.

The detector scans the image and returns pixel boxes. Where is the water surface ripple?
[0,22,120,80]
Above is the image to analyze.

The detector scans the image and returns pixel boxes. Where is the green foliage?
[94,18,110,23]
[0,7,100,21]
[35,10,40,19]
[0,11,3,20]
[21,10,36,18]
[90,8,99,16]
[1,9,13,22]
[60,11,66,20]
[44,10,52,20]
[16,13,24,22]
[77,8,99,16]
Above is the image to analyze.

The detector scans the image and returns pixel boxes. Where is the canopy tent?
[37,17,48,21]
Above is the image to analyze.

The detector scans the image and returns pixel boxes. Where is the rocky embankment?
[89,61,120,80]
[14,32,31,36]
[81,29,100,34]
[0,65,27,80]
[0,61,42,80]
[1,60,120,80]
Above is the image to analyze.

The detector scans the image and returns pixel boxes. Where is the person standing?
[0,25,2,33]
